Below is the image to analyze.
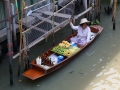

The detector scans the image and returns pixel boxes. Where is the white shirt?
[70,22,91,43]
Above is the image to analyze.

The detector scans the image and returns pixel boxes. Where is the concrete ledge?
[0,28,7,43]
[0,24,19,43]
[0,16,35,43]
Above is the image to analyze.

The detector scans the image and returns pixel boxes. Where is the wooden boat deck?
[23,68,45,80]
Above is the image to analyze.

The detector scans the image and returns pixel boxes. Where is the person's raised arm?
[70,19,79,30]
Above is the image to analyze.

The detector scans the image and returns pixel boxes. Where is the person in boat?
[70,18,91,47]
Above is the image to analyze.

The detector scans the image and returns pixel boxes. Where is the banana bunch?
[52,46,66,55]
[59,40,70,48]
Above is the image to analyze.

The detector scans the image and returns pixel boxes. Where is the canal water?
[0,4,120,90]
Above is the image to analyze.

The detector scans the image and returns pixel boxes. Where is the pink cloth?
[70,22,91,46]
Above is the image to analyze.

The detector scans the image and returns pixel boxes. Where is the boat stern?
[22,68,45,80]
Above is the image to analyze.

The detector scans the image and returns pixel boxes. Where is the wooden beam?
[43,11,71,18]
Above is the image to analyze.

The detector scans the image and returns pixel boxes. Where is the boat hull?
[22,25,103,80]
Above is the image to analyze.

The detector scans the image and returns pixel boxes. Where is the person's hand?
[70,18,73,23]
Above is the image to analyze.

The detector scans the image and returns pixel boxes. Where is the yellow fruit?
[59,43,61,46]
[67,52,71,56]
[69,49,74,53]
[73,46,78,50]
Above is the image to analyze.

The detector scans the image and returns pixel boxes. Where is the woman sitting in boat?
[70,18,91,47]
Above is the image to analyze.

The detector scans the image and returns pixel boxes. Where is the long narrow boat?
[23,25,103,80]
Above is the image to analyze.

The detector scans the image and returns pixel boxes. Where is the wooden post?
[96,0,98,17]
[82,0,87,18]
[71,0,75,34]
[15,0,25,76]
[113,0,117,30]
[4,0,13,86]
[52,0,55,46]
[87,0,90,21]
[24,2,30,69]
[17,0,22,19]
[21,0,28,71]
[11,3,17,52]
[98,0,101,21]
[30,0,34,5]
[96,0,100,21]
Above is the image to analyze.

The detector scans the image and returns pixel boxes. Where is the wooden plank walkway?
[0,24,19,43]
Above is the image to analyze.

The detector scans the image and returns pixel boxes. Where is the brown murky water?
[0,4,120,90]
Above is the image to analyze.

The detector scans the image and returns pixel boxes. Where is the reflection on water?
[84,51,120,90]
[92,68,120,90]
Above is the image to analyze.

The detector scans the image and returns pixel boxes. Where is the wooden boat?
[22,25,103,80]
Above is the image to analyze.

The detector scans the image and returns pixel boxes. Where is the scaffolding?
[13,0,101,59]
[13,0,74,59]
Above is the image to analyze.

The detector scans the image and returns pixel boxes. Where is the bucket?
[57,55,64,63]
[71,43,78,47]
